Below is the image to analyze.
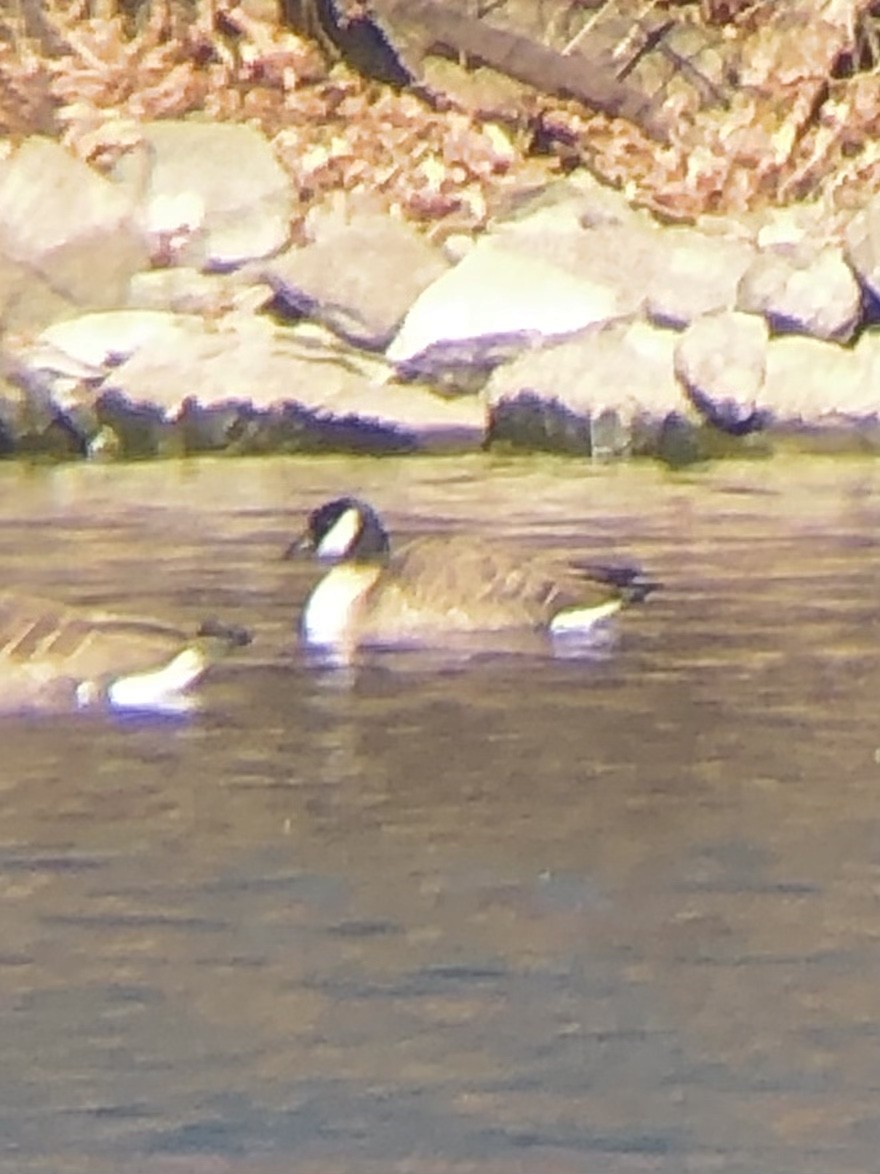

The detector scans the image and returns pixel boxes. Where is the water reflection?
[1,455,880,1173]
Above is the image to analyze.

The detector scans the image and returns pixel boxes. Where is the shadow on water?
[1,455,880,1173]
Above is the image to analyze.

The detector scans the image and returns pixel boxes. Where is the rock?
[749,200,838,250]
[0,349,91,458]
[372,184,765,381]
[385,176,661,376]
[644,224,756,328]
[763,334,865,421]
[844,198,880,322]
[15,308,484,457]
[0,137,148,334]
[571,171,655,229]
[34,309,196,370]
[0,138,877,463]
[104,315,485,455]
[112,121,292,270]
[489,214,650,315]
[94,390,176,459]
[675,311,770,433]
[496,189,757,327]
[855,328,880,393]
[126,267,258,317]
[17,310,216,456]
[653,411,707,468]
[736,244,861,342]
[490,172,649,235]
[386,236,632,372]
[488,390,593,456]
[264,213,449,349]
[486,320,684,456]
[759,334,877,449]
[846,329,880,422]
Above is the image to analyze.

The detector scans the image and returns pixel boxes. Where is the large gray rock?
[114,316,484,453]
[386,176,659,374]
[387,183,766,382]
[265,213,449,349]
[736,244,861,342]
[112,121,293,270]
[486,321,684,456]
[846,329,880,423]
[489,172,649,235]
[0,349,91,457]
[855,328,880,383]
[28,311,481,455]
[0,137,148,334]
[386,236,633,372]
[488,208,652,319]
[844,198,880,318]
[495,191,756,327]
[10,307,487,456]
[34,309,194,370]
[125,267,260,317]
[762,334,872,423]
[675,311,769,433]
[643,225,756,327]
[10,311,197,457]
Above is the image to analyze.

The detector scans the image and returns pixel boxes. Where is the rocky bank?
[2,120,879,465]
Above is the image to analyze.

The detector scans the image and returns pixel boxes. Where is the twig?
[562,0,618,56]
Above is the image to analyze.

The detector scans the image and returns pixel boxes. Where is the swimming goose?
[0,590,250,713]
[286,496,657,651]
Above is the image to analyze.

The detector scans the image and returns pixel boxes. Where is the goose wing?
[379,536,622,629]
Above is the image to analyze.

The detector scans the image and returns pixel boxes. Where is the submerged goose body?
[0,590,250,713]
[288,497,656,652]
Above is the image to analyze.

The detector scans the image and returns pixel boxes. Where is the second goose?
[0,591,250,713]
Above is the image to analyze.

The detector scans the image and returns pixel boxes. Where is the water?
[2,453,880,1174]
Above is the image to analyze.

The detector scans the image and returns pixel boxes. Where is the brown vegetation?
[0,0,878,232]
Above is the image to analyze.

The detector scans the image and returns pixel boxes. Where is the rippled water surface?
[2,454,880,1174]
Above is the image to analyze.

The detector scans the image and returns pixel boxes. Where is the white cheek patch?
[316,507,362,560]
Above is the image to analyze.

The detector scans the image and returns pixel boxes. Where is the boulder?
[844,197,880,322]
[758,332,880,449]
[112,121,293,270]
[0,348,97,457]
[854,328,880,400]
[761,334,865,423]
[643,224,756,328]
[675,311,769,433]
[387,181,767,383]
[126,267,258,317]
[736,244,861,342]
[490,172,650,235]
[386,236,633,373]
[34,309,195,370]
[265,212,449,349]
[486,320,684,456]
[100,315,483,455]
[0,137,148,334]
[495,186,756,327]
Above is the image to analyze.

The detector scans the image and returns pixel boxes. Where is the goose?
[0,590,250,713]
[286,496,656,652]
